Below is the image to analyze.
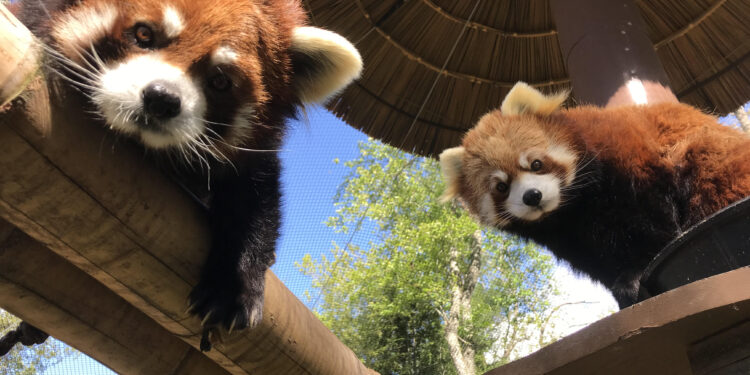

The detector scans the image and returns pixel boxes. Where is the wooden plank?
[484,267,750,375]
[689,320,750,375]
[0,4,40,106]
[0,72,375,374]
[0,220,230,375]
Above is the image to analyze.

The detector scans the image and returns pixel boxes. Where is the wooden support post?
[0,8,376,375]
[0,220,230,375]
[550,0,678,107]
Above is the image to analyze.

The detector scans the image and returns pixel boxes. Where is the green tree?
[0,310,75,375]
[298,140,559,375]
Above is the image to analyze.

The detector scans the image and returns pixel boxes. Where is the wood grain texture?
[0,220,230,375]
[0,77,375,374]
[483,266,750,375]
[0,4,40,106]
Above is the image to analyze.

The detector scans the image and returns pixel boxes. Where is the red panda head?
[440,82,578,227]
[43,0,362,154]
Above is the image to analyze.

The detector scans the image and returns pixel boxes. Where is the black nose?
[522,189,543,206]
[142,82,181,119]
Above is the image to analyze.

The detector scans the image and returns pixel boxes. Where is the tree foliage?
[298,140,559,375]
[0,310,75,375]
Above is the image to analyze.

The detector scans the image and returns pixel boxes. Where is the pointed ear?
[439,147,466,202]
[290,26,363,104]
[501,81,568,116]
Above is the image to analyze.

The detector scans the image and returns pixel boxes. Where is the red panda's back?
[562,103,750,225]
[648,103,750,219]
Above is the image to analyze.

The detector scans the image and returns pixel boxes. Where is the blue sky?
[272,106,373,301]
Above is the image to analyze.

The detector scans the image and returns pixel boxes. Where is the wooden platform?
[0,76,376,375]
[484,266,750,375]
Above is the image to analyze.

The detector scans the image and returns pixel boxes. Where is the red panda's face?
[44,0,361,155]
[460,113,577,226]
[440,83,577,228]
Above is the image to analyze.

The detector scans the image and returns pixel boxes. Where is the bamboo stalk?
[0,4,40,107]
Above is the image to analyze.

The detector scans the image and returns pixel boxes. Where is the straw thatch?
[303,0,750,156]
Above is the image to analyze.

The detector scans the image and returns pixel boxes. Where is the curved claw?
[200,310,214,327]
[228,317,237,335]
[185,302,198,316]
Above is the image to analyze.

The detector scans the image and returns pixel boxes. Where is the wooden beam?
[0,219,230,375]
[0,64,375,375]
[0,4,40,106]
[484,266,750,375]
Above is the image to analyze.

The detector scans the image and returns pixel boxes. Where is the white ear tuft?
[291,26,363,104]
[500,82,568,116]
[439,146,465,202]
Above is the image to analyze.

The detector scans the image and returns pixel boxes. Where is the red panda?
[12,0,362,350]
[440,82,750,309]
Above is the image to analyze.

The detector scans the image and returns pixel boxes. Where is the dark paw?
[187,279,264,340]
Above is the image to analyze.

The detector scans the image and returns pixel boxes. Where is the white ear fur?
[291,26,363,104]
[439,147,465,202]
[500,82,568,116]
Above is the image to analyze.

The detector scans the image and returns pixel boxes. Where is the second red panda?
[440,82,750,308]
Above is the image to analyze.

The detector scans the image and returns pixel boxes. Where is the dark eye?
[134,24,154,48]
[210,73,231,91]
[496,182,509,193]
[531,159,543,171]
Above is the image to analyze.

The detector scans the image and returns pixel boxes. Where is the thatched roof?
[303,0,750,156]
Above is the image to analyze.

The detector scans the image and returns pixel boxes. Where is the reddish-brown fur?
[456,102,750,307]
[554,104,750,220]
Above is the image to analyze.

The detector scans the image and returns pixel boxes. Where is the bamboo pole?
[0,4,40,107]
[0,9,376,375]
[0,220,231,375]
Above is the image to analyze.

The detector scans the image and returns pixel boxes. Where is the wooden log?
[0,4,41,106]
[0,219,230,375]
[0,52,375,375]
[483,266,750,375]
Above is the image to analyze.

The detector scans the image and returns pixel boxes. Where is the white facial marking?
[212,46,239,66]
[506,172,561,221]
[93,54,207,149]
[491,170,508,182]
[518,153,530,169]
[547,145,578,185]
[162,6,185,39]
[51,3,118,59]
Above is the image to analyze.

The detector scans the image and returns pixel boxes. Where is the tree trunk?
[443,230,483,375]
